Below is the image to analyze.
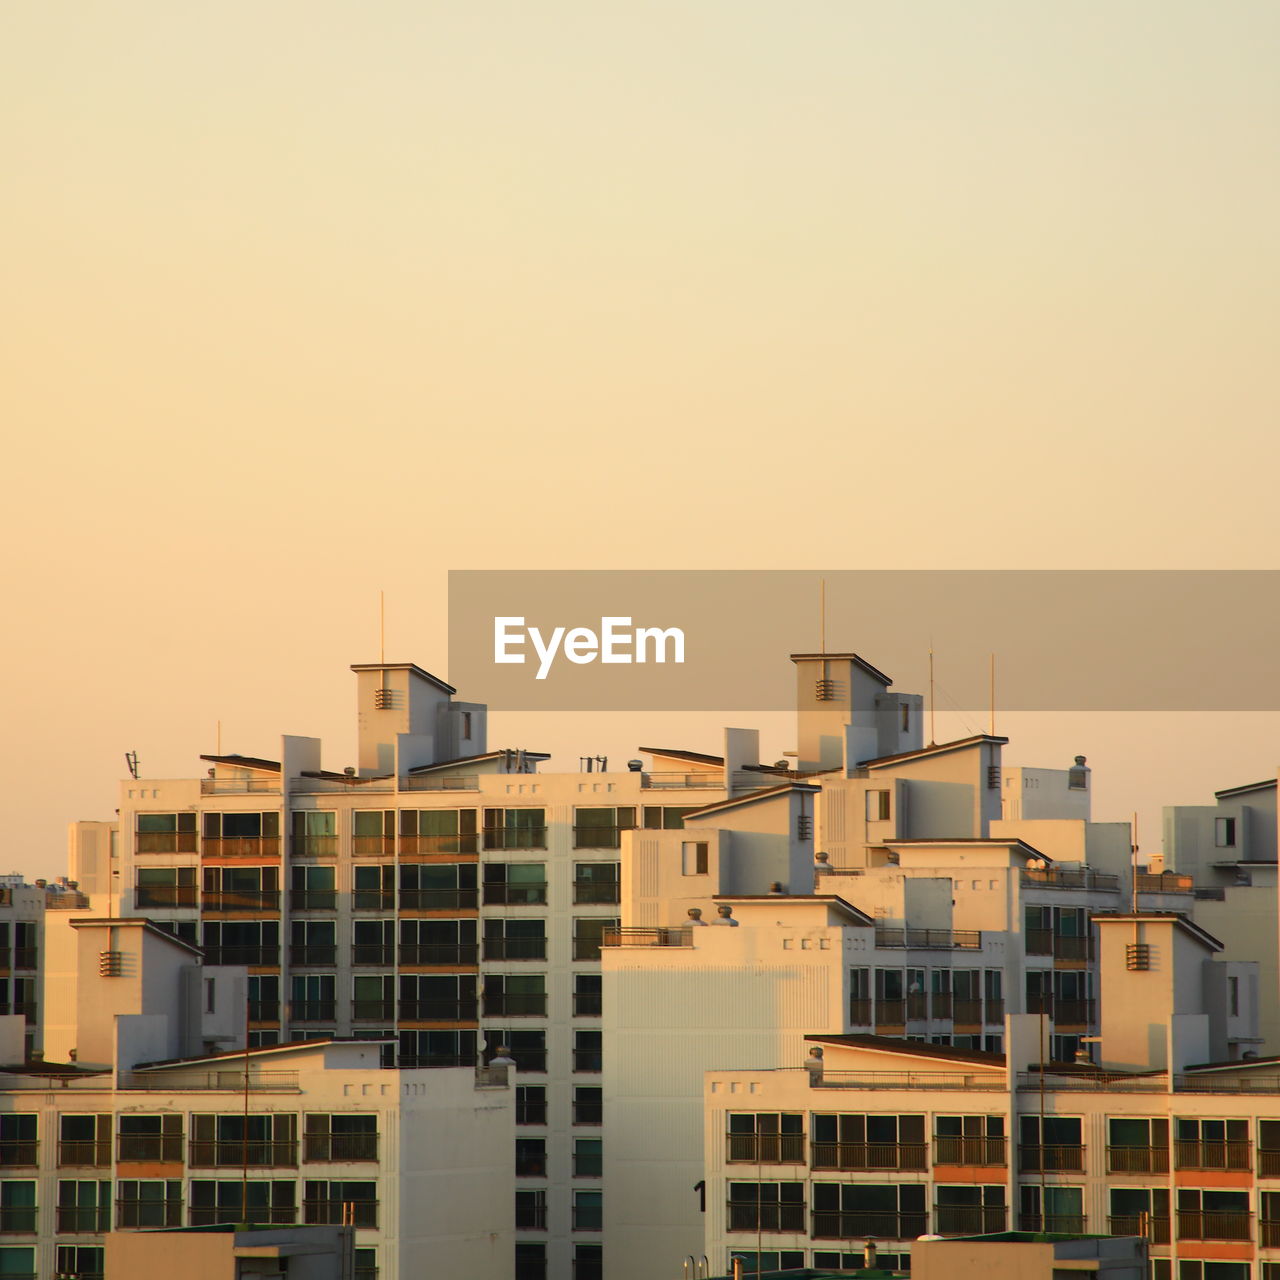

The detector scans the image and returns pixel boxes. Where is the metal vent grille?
[814,680,839,701]
[373,688,400,710]
[1126,943,1152,971]
[99,950,124,977]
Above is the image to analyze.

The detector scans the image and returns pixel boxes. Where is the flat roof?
[789,652,894,686]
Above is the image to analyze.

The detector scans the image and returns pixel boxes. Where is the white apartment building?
[0,913,512,1280]
[700,912,1263,1278]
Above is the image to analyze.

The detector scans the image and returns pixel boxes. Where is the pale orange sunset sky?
[3,2,1279,879]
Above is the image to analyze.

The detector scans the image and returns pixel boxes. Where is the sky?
[3,2,1279,880]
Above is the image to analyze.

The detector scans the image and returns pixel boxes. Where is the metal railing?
[248,1000,279,1022]
[1259,1149,1280,1175]
[398,943,479,965]
[1260,1219,1280,1247]
[203,890,281,911]
[811,1141,926,1171]
[1054,999,1096,1026]
[352,890,394,911]
[56,1206,111,1233]
[398,889,479,910]
[640,772,725,789]
[1022,867,1120,891]
[933,1135,1006,1165]
[725,1134,805,1164]
[1177,1210,1251,1241]
[953,1000,984,1025]
[1017,1070,1167,1093]
[874,928,981,950]
[935,1206,1008,1236]
[819,1070,1005,1092]
[115,1198,182,1228]
[351,944,394,966]
[399,835,479,855]
[1108,1145,1169,1173]
[1020,1144,1085,1172]
[290,890,337,911]
[812,1210,926,1240]
[292,835,337,857]
[573,882,622,905]
[517,1099,548,1125]
[200,778,280,795]
[117,1134,182,1161]
[136,832,198,854]
[1136,872,1194,893]
[351,1000,395,1021]
[482,828,548,851]
[57,1139,110,1167]
[484,882,548,905]
[573,1049,603,1074]
[397,999,478,1021]
[573,992,602,1016]
[304,1199,377,1229]
[399,774,479,791]
[1108,1214,1171,1244]
[483,994,547,1018]
[600,927,692,948]
[483,937,547,962]
[202,946,279,966]
[351,836,396,856]
[190,1205,297,1226]
[573,826,627,849]
[135,887,197,909]
[516,1203,548,1230]
[572,1206,603,1231]
[289,777,394,794]
[201,838,281,857]
[304,1132,379,1162]
[188,1140,297,1167]
[289,1001,337,1022]
[573,1099,603,1124]
[1019,1214,1085,1234]
[725,1203,805,1233]
[875,1000,906,1027]
[1174,1140,1251,1171]
[1175,1075,1280,1094]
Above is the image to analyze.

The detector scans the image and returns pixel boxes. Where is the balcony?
[189,1140,298,1168]
[953,1000,983,1026]
[118,1134,182,1161]
[906,994,928,1020]
[201,837,281,858]
[351,836,395,856]
[935,1207,1008,1236]
[200,778,280,795]
[1175,1141,1251,1171]
[202,890,281,912]
[398,889,478,911]
[351,944,394,966]
[1052,935,1092,963]
[482,828,547,851]
[399,834,479,856]
[1108,1214,1171,1244]
[290,1001,336,1022]
[573,1098,603,1125]
[289,945,337,967]
[190,1205,297,1226]
[1261,1219,1280,1247]
[290,890,337,911]
[934,1136,1006,1166]
[1108,1145,1169,1174]
[136,832,198,854]
[0,1140,37,1167]
[56,1206,111,1233]
[812,1211,926,1240]
[57,1139,110,1167]
[484,882,548,906]
[1053,999,1096,1026]
[0,1205,37,1234]
[572,1205,603,1232]
[483,938,548,961]
[516,1202,548,1230]
[874,928,981,951]
[1261,1149,1280,1176]
[116,1196,182,1227]
[811,1142,926,1172]
[820,1070,1005,1092]
[304,1197,377,1228]
[353,890,394,911]
[573,826,627,850]
[725,1133,805,1164]
[1020,1144,1085,1173]
[641,771,724,789]
[351,999,394,1022]
[573,882,622,905]
[13,949,37,971]
[573,1048,603,1074]
[1022,866,1120,891]
[248,1000,279,1022]
[573,992,602,1017]
[397,999,478,1021]
[849,998,872,1026]
[1177,1211,1252,1241]
[875,1000,906,1029]
[121,1070,298,1092]
[292,835,337,857]
[726,1204,805,1234]
[483,993,548,1018]
[1136,872,1194,894]
[601,927,693,948]
[398,943,479,966]
[1020,1214,1086,1233]
[135,887,197,910]
[517,1098,548,1125]
[399,774,479,792]
[304,1132,379,1162]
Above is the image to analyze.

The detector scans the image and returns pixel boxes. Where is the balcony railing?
[483,938,547,961]
[574,992,602,1017]
[304,1132,378,1162]
[573,882,622,905]
[1053,999,1096,1026]
[1260,1149,1280,1175]
[811,1141,926,1171]
[906,994,928,1020]
[573,826,626,849]
[188,1140,298,1167]
[57,1139,110,1167]
[290,890,337,911]
[398,943,479,965]
[1052,935,1092,962]
[1136,872,1194,894]
[248,1000,279,1022]
[482,828,548,851]
[135,887,197,909]
[726,1204,806,1233]
[201,838,281,858]
[601,927,693,948]
[203,946,279,967]
[484,882,548,906]
[351,836,396,856]
[517,1099,548,1125]
[1175,1140,1251,1171]
[122,1070,298,1092]
[351,944,394,966]
[116,1197,182,1227]
[288,945,337,967]
[1019,1213,1086,1234]
[56,1206,111,1233]
[136,832,198,854]
[200,778,280,795]
[353,890,394,911]
[190,1205,297,1226]
[1108,1145,1169,1173]
[516,1203,548,1230]
[397,999,478,1021]
[399,774,479,792]
[289,1001,336,1023]
[398,889,479,910]
[1022,867,1120,891]
[0,1207,37,1233]
[1025,929,1053,956]
[573,1099,603,1125]
[953,1000,983,1025]
[725,1134,805,1164]
[1261,1219,1280,1247]
[484,994,547,1018]
[0,1140,38,1167]
[292,835,337,857]
[572,1206,603,1231]
[399,835,479,856]
[935,1206,1008,1236]
[1020,1144,1085,1172]
[875,1000,906,1028]
[849,998,872,1026]
[812,1210,926,1240]
[351,1000,394,1021]
[573,1049,603,1074]
[1108,1213,1171,1244]
[934,1136,1006,1166]
[820,1070,1005,1092]
[1017,1070,1167,1093]
[117,1134,183,1161]
[203,890,281,912]
[641,771,724,789]
[1177,1210,1252,1241]
[874,928,981,950]
[304,1198,377,1228]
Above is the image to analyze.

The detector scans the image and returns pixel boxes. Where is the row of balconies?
[210,942,607,968]
[137,883,620,911]
[848,997,1014,1026]
[722,1206,1270,1243]
[0,1133,379,1168]
[725,1135,1265,1174]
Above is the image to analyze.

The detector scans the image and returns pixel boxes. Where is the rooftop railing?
[641,772,725,790]
[288,777,395,794]
[201,778,281,795]
[399,775,480,792]
[874,927,981,951]
[815,1070,1005,1092]
[1136,871,1194,894]
[600,926,694,948]
[1021,867,1121,892]
[122,1070,300,1092]
[1016,1070,1167,1093]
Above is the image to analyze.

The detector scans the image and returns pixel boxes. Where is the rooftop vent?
[99,951,124,977]
[1126,942,1152,971]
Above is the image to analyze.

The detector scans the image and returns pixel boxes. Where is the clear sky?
[3,2,1278,879]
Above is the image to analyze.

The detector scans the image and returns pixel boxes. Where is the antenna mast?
[989,653,996,737]
[379,590,386,664]
[927,645,936,746]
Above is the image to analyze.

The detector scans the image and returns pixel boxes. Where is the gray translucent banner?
[447,570,1280,712]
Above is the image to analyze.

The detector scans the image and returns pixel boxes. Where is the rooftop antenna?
[379,590,386,664]
[124,751,139,780]
[819,577,826,653]
[989,653,996,737]
[217,720,222,756]
[927,643,936,746]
